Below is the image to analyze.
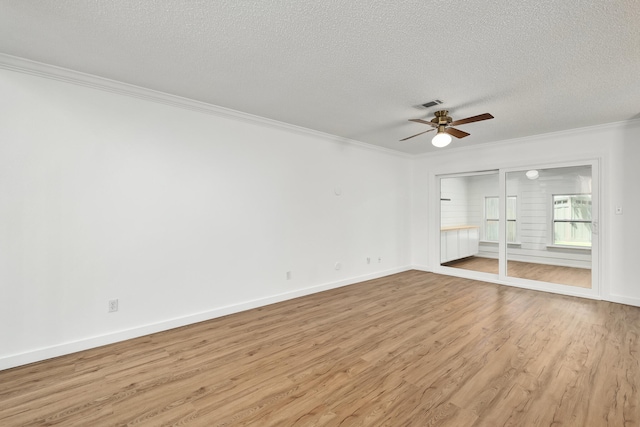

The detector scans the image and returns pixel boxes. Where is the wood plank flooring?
[443,256,592,288]
[1,270,638,426]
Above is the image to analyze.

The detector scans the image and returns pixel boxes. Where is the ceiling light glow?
[432,132,452,148]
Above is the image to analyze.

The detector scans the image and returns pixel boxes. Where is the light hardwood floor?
[443,256,592,288]
[1,271,638,426]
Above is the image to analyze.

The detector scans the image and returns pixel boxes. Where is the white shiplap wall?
[439,176,470,228]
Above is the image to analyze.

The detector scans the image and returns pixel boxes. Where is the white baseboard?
[605,294,640,308]
[475,253,590,270]
[0,266,411,371]
[8,265,633,371]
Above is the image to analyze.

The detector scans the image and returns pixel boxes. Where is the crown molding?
[0,53,410,159]
[2,52,637,161]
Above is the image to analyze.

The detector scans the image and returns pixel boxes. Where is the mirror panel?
[440,171,499,275]
[505,166,592,288]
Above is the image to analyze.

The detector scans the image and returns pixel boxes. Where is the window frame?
[551,193,592,248]
[484,195,517,243]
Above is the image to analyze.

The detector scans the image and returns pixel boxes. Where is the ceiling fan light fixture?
[432,131,452,148]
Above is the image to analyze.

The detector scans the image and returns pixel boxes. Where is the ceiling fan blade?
[400,129,435,141]
[409,118,438,128]
[450,113,494,126]
[445,127,470,139]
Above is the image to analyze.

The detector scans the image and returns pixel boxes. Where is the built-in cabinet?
[440,226,479,263]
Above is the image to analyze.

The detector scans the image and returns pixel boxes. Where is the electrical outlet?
[378,257,382,263]
[108,299,119,313]
[286,271,292,280]
[367,257,370,264]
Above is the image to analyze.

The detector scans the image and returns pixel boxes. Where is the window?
[485,196,517,242]
[552,194,592,247]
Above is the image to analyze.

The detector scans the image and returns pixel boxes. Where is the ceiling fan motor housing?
[432,110,452,126]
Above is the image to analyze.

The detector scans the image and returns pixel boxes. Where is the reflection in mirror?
[440,171,499,274]
[505,166,592,288]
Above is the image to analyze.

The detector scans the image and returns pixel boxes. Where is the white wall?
[439,176,470,227]
[0,67,411,369]
[467,174,498,234]
[411,119,640,306]
[610,119,640,303]
[2,58,639,371]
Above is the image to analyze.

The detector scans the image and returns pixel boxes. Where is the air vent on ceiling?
[419,99,443,109]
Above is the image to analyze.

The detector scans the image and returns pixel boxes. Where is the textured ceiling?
[1,0,639,154]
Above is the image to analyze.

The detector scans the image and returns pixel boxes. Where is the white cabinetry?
[441,226,479,263]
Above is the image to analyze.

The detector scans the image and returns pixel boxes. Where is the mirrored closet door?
[440,171,499,276]
[437,161,598,296]
[505,165,593,289]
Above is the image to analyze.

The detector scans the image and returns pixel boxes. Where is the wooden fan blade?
[409,118,438,128]
[450,113,494,126]
[445,127,470,139]
[400,129,435,141]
